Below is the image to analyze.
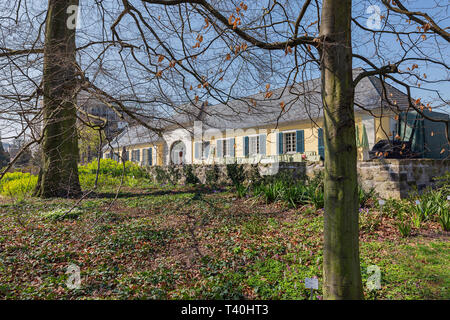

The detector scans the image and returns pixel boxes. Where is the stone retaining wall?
[144,159,449,199]
[357,159,449,199]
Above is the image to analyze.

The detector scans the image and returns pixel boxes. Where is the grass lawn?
[0,185,448,300]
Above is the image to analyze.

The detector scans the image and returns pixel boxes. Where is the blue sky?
[0,0,448,144]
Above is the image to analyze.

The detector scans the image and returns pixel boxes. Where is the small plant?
[380,198,409,219]
[436,200,450,231]
[253,180,284,203]
[155,166,169,184]
[410,208,423,229]
[226,163,245,187]
[41,207,84,221]
[434,172,450,196]
[359,209,382,232]
[358,186,376,208]
[205,164,220,187]
[167,166,181,185]
[0,172,37,197]
[184,164,200,185]
[235,184,248,199]
[397,219,412,237]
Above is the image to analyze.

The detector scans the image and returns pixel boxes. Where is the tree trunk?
[35,0,81,198]
[320,0,364,299]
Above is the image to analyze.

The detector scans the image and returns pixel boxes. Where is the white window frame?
[284,131,296,154]
[249,135,260,155]
[202,141,210,159]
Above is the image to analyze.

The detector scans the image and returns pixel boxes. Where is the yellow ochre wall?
[104,111,396,165]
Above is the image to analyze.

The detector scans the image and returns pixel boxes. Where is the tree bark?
[320,0,364,299]
[35,0,81,198]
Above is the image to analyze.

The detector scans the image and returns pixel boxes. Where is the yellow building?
[103,69,409,166]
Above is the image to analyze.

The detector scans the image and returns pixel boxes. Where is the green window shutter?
[243,136,249,157]
[296,130,304,153]
[277,132,284,154]
[216,140,223,158]
[318,128,325,159]
[259,134,266,155]
[229,138,235,157]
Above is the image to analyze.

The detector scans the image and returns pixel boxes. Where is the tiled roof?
[104,68,411,150]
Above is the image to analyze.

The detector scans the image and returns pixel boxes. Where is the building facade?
[103,70,447,166]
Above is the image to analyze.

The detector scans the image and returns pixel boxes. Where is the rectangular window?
[249,136,259,155]
[202,141,210,159]
[217,139,234,157]
[284,132,296,153]
[131,150,141,162]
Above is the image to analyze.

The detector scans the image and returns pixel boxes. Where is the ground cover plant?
[0,162,448,300]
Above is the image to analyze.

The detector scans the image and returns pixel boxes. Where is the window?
[284,132,296,153]
[216,138,235,158]
[202,141,210,159]
[194,141,211,160]
[131,149,141,162]
[249,136,259,155]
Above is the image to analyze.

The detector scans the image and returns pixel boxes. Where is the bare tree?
[0,0,448,299]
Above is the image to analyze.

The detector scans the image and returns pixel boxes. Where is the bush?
[252,172,324,209]
[41,207,84,221]
[205,165,220,187]
[235,184,248,199]
[397,219,412,237]
[0,159,154,197]
[78,159,148,179]
[79,173,122,189]
[0,172,37,197]
[434,172,450,196]
[410,188,444,222]
[358,186,376,208]
[436,200,450,231]
[226,163,245,187]
[184,165,200,185]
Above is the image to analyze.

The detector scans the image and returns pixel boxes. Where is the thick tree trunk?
[320,0,364,299]
[35,0,81,198]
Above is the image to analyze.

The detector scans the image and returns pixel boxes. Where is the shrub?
[436,201,450,231]
[253,179,285,203]
[235,184,248,199]
[226,163,245,187]
[434,172,450,196]
[252,171,324,209]
[358,186,376,208]
[205,165,220,187]
[41,207,84,221]
[0,172,37,197]
[167,166,181,185]
[396,213,412,237]
[360,209,382,232]
[380,198,409,219]
[78,159,148,179]
[184,165,200,185]
[154,166,169,184]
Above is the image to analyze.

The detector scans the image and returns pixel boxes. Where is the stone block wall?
[357,159,449,199]
[144,159,449,199]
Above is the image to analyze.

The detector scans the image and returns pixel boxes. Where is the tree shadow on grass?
[86,186,228,199]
